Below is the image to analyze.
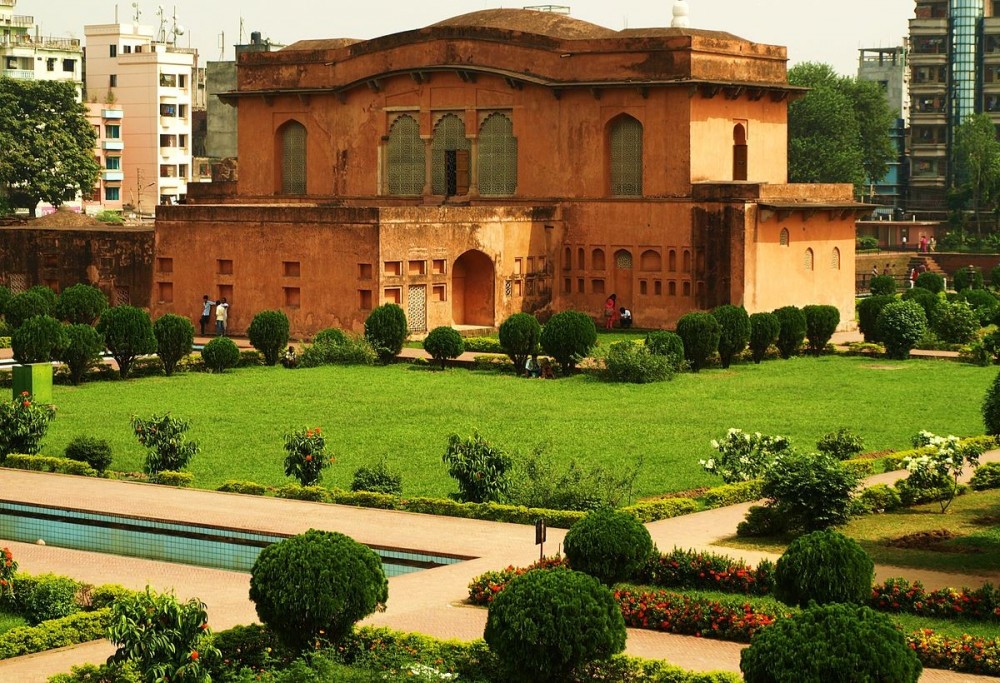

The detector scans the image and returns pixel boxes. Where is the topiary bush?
[877,300,927,359]
[953,266,984,292]
[915,271,944,294]
[816,428,864,460]
[711,305,750,369]
[602,341,674,383]
[773,530,874,607]
[28,285,57,313]
[249,529,388,650]
[772,306,806,359]
[153,313,194,377]
[422,326,464,369]
[802,305,840,355]
[351,457,403,495]
[5,290,52,329]
[201,336,240,373]
[498,312,541,373]
[563,507,653,586]
[900,286,939,320]
[12,314,68,364]
[96,306,156,379]
[59,323,104,385]
[760,452,857,533]
[364,304,408,363]
[983,370,1000,436]
[857,295,895,343]
[931,299,979,344]
[748,312,780,364]
[675,312,720,372]
[868,274,896,296]
[539,310,597,374]
[54,284,108,325]
[740,603,921,683]
[64,435,113,473]
[248,310,291,366]
[643,330,685,367]
[484,569,626,682]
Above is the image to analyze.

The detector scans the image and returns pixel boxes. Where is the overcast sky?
[32,0,914,75]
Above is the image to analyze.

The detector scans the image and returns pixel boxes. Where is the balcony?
[102,170,124,181]
[102,109,123,119]
[102,140,124,151]
[1,69,34,80]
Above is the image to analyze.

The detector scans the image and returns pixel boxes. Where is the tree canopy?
[952,113,1000,234]
[0,78,99,216]
[787,63,896,193]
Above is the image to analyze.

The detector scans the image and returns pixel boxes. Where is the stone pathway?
[0,451,998,681]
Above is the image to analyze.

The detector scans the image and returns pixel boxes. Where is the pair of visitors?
[215,298,229,336]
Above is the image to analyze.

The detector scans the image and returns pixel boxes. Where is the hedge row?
[3,454,97,476]
[0,609,111,660]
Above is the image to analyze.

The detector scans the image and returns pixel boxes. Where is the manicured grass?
[36,355,997,499]
[719,488,1000,576]
[0,610,28,635]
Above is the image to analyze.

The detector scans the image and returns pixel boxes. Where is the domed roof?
[430,9,619,40]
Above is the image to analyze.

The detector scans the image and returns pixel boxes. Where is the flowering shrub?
[700,428,790,483]
[636,548,775,596]
[872,578,1000,621]
[0,547,16,598]
[907,630,1000,676]
[0,392,56,462]
[283,427,331,486]
[467,556,567,606]
[130,413,200,475]
[903,431,983,512]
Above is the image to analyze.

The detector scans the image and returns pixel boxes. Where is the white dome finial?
[671,0,690,28]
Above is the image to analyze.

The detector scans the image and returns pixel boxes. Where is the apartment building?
[858,45,910,212]
[85,103,124,213]
[0,0,82,93]
[84,22,197,214]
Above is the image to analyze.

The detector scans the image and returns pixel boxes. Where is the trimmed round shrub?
[249,529,388,649]
[96,305,156,379]
[675,312,720,372]
[772,306,806,359]
[201,336,240,373]
[644,330,685,365]
[773,530,874,607]
[915,271,944,294]
[5,290,52,329]
[484,569,626,682]
[712,305,750,368]
[761,452,857,532]
[603,340,673,383]
[931,300,979,344]
[961,287,1000,325]
[498,312,541,372]
[539,310,597,374]
[900,286,939,319]
[12,314,68,364]
[350,458,403,495]
[983,369,1000,436]
[802,305,840,355]
[953,266,984,292]
[877,300,926,359]
[857,295,895,343]
[59,323,104,385]
[748,312,780,364]
[153,313,194,376]
[364,304,408,363]
[740,603,922,683]
[54,284,108,325]
[422,326,464,369]
[65,435,113,473]
[248,310,290,366]
[563,508,653,586]
[313,327,348,346]
[868,274,896,296]
[27,284,58,313]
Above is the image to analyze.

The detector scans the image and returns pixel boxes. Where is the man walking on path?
[199,295,215,336]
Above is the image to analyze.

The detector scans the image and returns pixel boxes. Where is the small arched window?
[780,228,790,247]
[577,248,585,270]
[640,249,661,272]
[831,247,841,270]
[279,120,307,195]
[668,250,677,272]
[804,248,815,271]
[682,250,692,274]
[609,115,643,196]
[563,247,572,270]
[592,248,606,271]
[478,112,517,196]
[733,123,748,181]
[387,115,424,195]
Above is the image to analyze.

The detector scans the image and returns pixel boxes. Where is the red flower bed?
[872,578,1000,622]
[467,556,567,606]
[907,630,1000,676]
[635,548,774,596]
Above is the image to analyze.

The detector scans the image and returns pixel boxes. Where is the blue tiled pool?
[0,501,466,576]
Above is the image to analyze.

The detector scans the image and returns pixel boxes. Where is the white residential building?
[0,0,83,94]
[84,21,197,213]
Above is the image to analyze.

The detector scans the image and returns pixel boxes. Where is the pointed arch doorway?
[452,250,495,326]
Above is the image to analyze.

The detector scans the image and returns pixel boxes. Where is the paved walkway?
[3,450,1000,682]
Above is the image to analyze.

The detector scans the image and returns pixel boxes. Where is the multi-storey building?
[83,21,197,214]
[85,103,124,213]
[858,46,910,213]
[0,0,82,93]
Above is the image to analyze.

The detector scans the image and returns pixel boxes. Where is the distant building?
[85,103,124,213]
[857,45,910,214]
[0,0,82,95]
[83,21,198,213]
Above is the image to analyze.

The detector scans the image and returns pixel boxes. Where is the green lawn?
[0,609,27,635]
[36,355,997,499]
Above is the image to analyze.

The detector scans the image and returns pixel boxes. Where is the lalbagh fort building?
[152,8,867,337]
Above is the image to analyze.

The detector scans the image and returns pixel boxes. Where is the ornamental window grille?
[615,250,633,269]
[804,248,815,271]
[387,115,425,196]
[610,115,643,196]
[780,228,789,246]
[478,112,517,195]
[280,121,307,195]
[831,247,841,270]
[431,114,470,195]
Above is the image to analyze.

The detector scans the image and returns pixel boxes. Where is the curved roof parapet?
[283,38,362,51]
[429,8,619,40]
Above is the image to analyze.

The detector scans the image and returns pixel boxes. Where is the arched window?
[779,228,790,246]
[478,112,517,196]
[615,249,633,270]
[640,249,661,271]
[592,248,606,270]
[387,115,424,195]
[279,120,306,194]
[432,114,470,195]
[804,248,815,271]
[682,250,692,273]
[831,247,841,270]
[577,247,585,270]
[563,247,572,270]
[668,249,677,272]
[733,123,748,181]
[609,115,643,196]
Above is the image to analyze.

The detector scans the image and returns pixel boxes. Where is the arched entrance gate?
[452,250,495,326]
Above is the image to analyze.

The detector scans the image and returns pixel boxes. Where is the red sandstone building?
[153,9,866,336]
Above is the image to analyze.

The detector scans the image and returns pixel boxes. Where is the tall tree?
[952,113,1000,235]
[787,63,895,194]
[0,78,99,216]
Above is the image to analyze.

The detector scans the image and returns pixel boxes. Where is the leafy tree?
[953,113,1000,235]
[363,304,408,363]
[11,314,68,364]
[54,284,108,325]
[0,78,99,216]
[96,306,156,379]
[675,312,720,371]
[153,313,194,376]
[5,290,53,329]
[539,311,597,374]
[247,310,290,366]
[442,432,512,503]
[712,304,750,369]
[60,323,104,385]
[498,312,541,372]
